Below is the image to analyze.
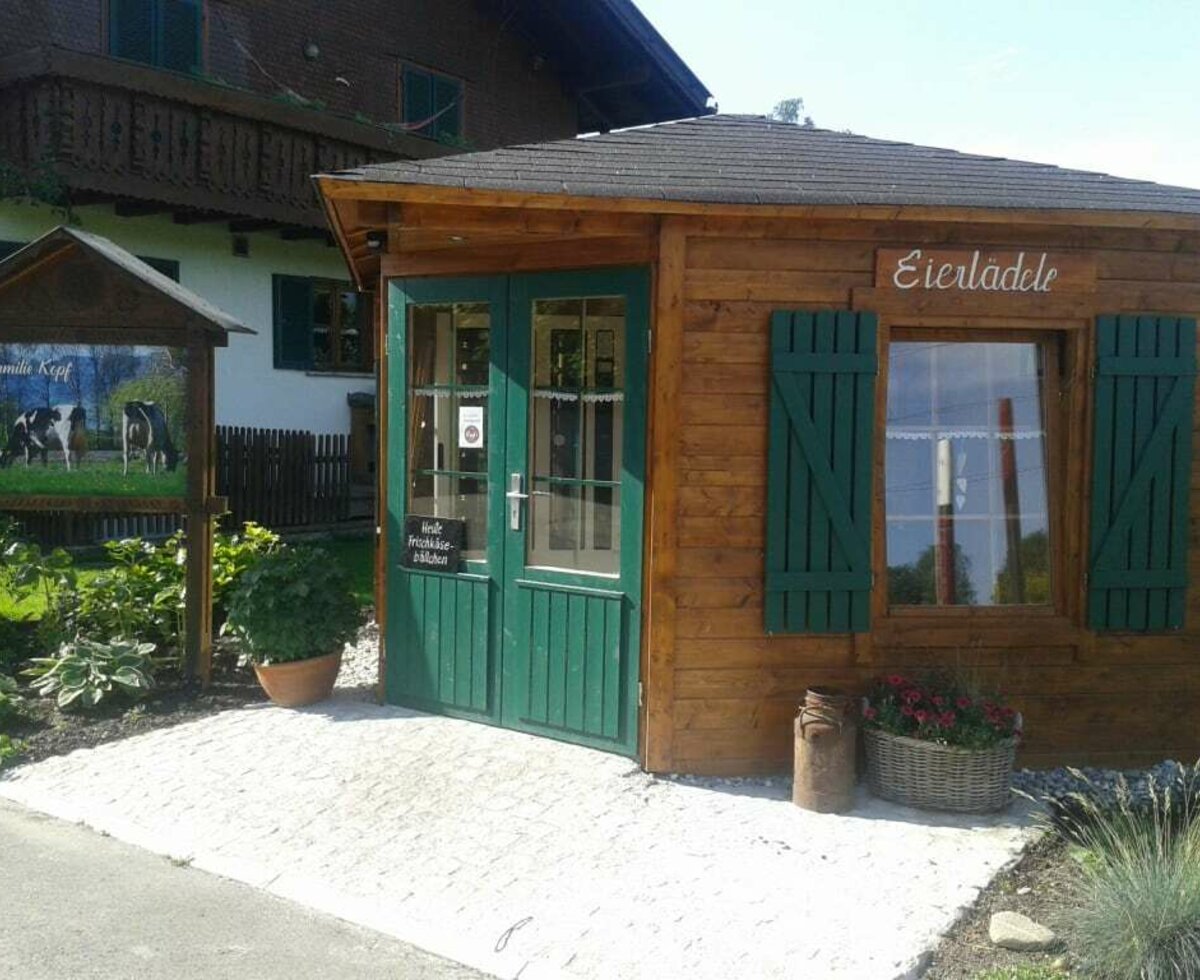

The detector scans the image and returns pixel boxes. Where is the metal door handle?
[508,473,526,530]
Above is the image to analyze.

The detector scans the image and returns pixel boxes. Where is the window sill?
[303,370,374,379]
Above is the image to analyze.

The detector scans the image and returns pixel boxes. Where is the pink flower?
[901,705,914,717]
[886,675,907,688]
[862,706,878,721]
[956,696,972,710]
[914,709,930,725]
[903,689,923,705]
[931,695,946,708]
[940,711,957,728]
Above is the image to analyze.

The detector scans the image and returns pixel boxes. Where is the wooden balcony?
[0,47,443,229]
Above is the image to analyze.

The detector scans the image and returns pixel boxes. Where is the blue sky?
[636,0,1200,189]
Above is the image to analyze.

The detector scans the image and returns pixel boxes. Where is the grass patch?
[0,565,104,620]
[0,457,185,498]
[971,968,1066,980]
[323,535,375,609]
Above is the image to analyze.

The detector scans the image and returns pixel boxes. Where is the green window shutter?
[765,310,877,633]
[273,275,314,370]
[159,0,202,74]
[111,0,155,64]
[1089,314,1196,631]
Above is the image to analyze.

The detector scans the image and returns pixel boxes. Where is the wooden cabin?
[318,115,1200,775]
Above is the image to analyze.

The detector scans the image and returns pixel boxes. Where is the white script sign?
[875,248,1096,294]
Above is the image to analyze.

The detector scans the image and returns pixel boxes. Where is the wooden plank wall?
[664,216,1200,775]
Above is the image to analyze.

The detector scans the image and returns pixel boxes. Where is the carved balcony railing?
[0,47,443,228]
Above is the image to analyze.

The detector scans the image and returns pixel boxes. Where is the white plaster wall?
[0,202,373,434]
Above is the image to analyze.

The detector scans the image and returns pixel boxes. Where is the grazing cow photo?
[0,342,187,498]
[0,404,87,470]
[122,401,180,475]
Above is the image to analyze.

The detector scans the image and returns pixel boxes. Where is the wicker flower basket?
[864,727,1016,813]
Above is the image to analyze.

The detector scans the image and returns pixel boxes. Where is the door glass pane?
[884,341,1051,606]
[407,303,490,560]
[528,296,625,575]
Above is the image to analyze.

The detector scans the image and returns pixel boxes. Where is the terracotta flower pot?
[253,650,342,707]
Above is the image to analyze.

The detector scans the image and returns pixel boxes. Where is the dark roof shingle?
[324,114,1200,216]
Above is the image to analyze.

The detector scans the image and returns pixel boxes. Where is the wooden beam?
[317,177,1200,231]
[392,203,656,237]
[114,201,172,218]
[228,219,279,233]
[173,210,229,225]
[280,226,335,243]
[642,215,686,773]
[380,235,652,277]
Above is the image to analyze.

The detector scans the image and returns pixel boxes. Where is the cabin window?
[272,275,372,374]
[400,66,463,141]
[884,339,1052,607]
[407,302,490,559]
[109,0,203,74]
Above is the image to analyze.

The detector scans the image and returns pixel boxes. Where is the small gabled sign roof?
[0,226,253,340]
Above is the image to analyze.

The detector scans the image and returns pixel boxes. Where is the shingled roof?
[324,114,1200,216]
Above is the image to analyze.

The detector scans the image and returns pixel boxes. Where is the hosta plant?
[25,637,161,709]
[861,673,1020,749]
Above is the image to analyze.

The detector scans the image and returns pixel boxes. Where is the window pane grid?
[885,341,1051,607]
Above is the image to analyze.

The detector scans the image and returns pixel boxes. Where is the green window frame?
[272,275,373,374]
[400,65,463,141]
[109,0,203,75]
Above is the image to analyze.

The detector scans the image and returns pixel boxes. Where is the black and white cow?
[0,405,87,470]
[122,401,179,475]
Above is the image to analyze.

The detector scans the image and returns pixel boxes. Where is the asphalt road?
[0,800,486,980]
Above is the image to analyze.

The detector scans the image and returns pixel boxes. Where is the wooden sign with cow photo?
[0,343,188,498]
[0,226,255,684]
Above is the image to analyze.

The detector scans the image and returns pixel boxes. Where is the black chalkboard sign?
[402,515,465,571]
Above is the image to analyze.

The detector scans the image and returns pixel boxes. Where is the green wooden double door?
[385,269,648,756]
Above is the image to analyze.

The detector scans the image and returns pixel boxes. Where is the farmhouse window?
[884,339,1052,607]
[109,0,203,74]
[400,66,463,141]
[272,275,372,374]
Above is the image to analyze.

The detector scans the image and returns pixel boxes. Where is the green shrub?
[0,733,24,768]
[1054,765,1200,980]
[25,637,162,710]
[0,673,25,727]
[223,545,359,665]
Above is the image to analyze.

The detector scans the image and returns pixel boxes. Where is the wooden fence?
[215,426,351,529]
[3,427,353,550]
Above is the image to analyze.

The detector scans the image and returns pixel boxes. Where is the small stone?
[988,911,1056,951]
[1016,886,1032,895]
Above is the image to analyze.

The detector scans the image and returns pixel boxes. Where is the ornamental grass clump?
[1050,764,1200,980]
[861,673,1019,748]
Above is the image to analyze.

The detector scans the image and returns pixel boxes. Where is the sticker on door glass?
[458,405,484,449]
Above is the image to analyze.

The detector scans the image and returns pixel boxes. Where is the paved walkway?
[0,699,1033,980]
[0,800,482,980]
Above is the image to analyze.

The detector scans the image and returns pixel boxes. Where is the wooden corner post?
[184,337,216,686]
[642,216,686,772]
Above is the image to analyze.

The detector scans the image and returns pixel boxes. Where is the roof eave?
[315,176,1200,232]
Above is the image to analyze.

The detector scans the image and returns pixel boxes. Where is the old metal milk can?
[793,687,858,814]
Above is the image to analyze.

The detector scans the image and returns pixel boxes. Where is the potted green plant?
[861,674,1021,813]
[223,545,359,707]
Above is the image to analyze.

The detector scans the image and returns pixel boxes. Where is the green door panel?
[386,269,648,757]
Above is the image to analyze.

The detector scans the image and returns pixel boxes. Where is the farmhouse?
[0,0,710,459]
[318,114,1200,775]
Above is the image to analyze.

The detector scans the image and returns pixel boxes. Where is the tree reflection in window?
[884,341,1051,607]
